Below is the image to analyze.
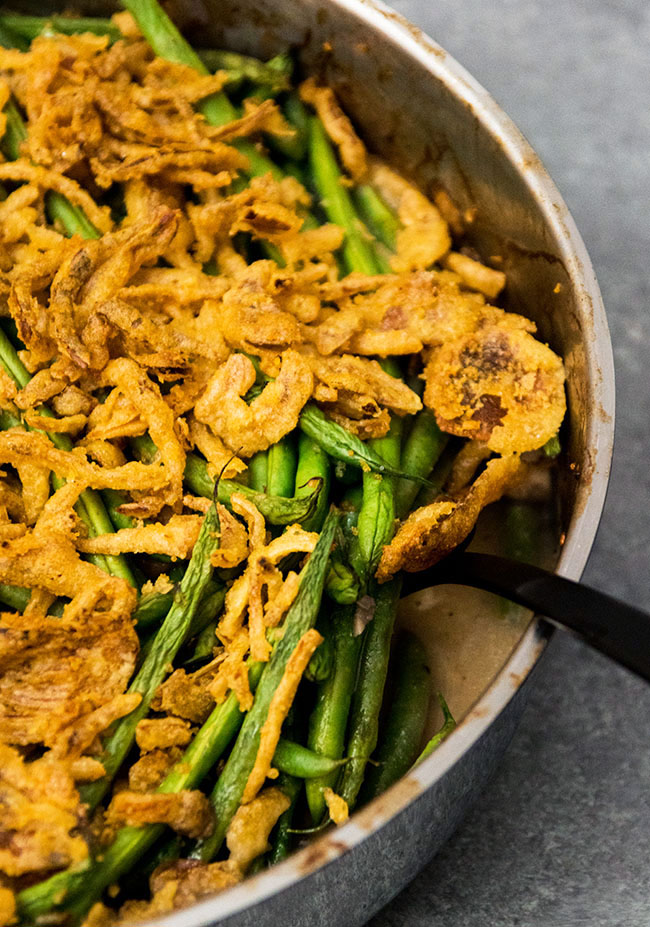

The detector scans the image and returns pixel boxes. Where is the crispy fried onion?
[442,251,506,300]
[188,174,307,258]
[0,161,112,233]
[0,429,167,493]
[306,353,422,417]
[152,669,215,726]
[242,628,323,803]
[9,209,177,372]
[0,33,255,190]
[226,788,290,871]
[377,454,527,580]
[195,350,313,457]
[320,269,484,357]
[299,78,368,181]
[323,787,349,825]
[424,307,566,454]
[119,860,241,924]
[135,717,193,753]
[77,514,201,559]
[0,594,138,748]
[0,744,88,877]
[217,518,318,666]
[210,505,250,570]
[188,419,246,482]
[99,357,185,513]
[367,159,451,272]
[0,481,138,746]
[128,748,183,793]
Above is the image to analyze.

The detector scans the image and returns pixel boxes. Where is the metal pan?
[40,0,615,922]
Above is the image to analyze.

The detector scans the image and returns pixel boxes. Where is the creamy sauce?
[396,500,557,736]
[397,586,531,736]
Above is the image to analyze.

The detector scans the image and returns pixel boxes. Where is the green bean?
[307,116,379,275]
[248,451,268,492]
[130,434,321,526]
[299,404,429,486]
[361,631,430,801]
[353,184,400,251]
[325,559,360,605]
[192,509,339,862]
[325,502,360,604]
[266,434,297,498]
[294,432,330,532]
[342,483,364,511]
[306,605,363,823]
[350,414,401,587]
[347,358,402,586]
[269,774,302,865]
[505,501,541,565]
[412,693,456,767]
[0,14,121,43]
[46,189,100,239]
[191,617,218,662]
[121,0,282,181]
[543,433,561,457]
[199,49,293,91]
[101,488,134,532]
[1,98,27,161]
[266,94,310,162]
[411,439,460,509]
[0,19,29,51]
[305,633,334,682]
[18,661,265,925]
[282,95,311,160]
[131,590,174,630]
[0,583,66,616]
[273,738,346,779]
[79,501,224,811]
[338,577,402,809]
[187,451,323,525]
[395,409,449,519]
[499,501,543,618]
[0,583,29,612]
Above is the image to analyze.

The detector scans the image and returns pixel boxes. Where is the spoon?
[400,549,650,682]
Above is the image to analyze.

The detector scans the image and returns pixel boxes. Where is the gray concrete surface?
[369,2,650,926]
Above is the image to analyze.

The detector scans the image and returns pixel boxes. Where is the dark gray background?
[369,2,650,926]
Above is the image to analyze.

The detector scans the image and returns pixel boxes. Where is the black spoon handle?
[401,552,650,683]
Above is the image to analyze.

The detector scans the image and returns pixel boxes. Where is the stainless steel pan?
[39,0,616,922]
